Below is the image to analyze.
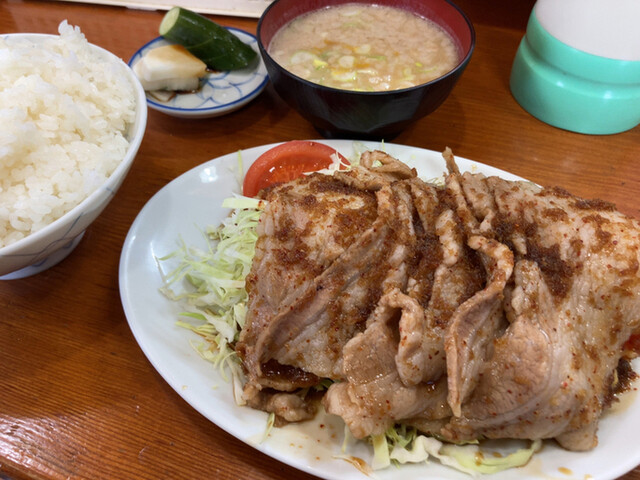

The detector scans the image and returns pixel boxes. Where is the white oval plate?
[128,29,268,118]
[119,140,640,480]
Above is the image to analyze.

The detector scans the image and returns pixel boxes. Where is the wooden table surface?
[1,1,639,479]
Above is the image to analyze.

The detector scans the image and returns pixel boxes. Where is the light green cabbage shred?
[371,424,542,475]
[158,199,263,389]
[438,439,542,475]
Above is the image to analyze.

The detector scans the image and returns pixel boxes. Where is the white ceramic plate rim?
[128,28,267,117]
[119,140,640,480]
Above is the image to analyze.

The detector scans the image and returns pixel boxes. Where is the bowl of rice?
[0,21,147,280]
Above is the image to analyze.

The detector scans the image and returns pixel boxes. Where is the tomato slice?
[242,140,349,197]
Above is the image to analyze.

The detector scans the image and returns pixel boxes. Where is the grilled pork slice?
[238,149,640,451]
[440,170,640,451]
[237,152,421,412]
[236,173,378,396]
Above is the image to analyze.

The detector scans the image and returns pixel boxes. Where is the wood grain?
[1,1,639,479]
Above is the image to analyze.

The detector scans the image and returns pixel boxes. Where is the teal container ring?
[510,7,640,134]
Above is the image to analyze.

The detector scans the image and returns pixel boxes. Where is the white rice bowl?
[0,22,147,278]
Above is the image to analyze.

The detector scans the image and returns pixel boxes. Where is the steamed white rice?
[0,21,136,248]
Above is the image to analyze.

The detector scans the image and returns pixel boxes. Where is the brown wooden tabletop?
[1,1,639,479]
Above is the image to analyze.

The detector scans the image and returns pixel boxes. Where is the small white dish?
[129,29,268,119]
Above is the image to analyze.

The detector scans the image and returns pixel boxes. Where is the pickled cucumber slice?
[159,7,257,70]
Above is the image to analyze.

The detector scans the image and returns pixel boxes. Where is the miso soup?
[268,3,460,92]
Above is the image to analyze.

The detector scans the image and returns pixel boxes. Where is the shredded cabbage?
[157,200,264,391]
[369,424,542,475]
[439,439,543,475]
